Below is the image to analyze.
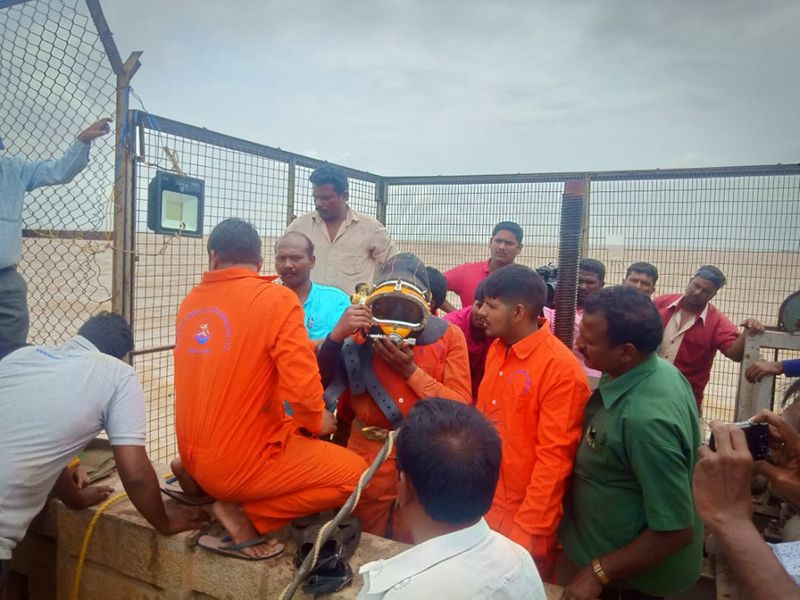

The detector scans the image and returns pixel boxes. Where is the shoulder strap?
[322,337,362,411]
[322,338,404,428]
[357,343,404,428]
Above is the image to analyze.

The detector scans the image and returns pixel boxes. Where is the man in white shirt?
[286,165,396,294]
[0,312,207,587]
[358,398,545,600]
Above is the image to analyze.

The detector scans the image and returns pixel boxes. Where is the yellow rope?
[70,492,128,600]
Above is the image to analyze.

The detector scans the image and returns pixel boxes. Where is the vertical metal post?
[90,0,142,343]
[110,53,141,352]
[286,159,296,226]
[111,75,132,325]
[554,180,586,348]
[375,178,388,225]
[580,173,591,256]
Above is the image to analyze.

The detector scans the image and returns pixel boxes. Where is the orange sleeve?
[406,326,472,404]
[513,372,590,555]
[269,300,325,434]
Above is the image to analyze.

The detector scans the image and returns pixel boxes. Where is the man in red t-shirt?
[441,221,523,313]
[443,279,493,402]
[653,265,764,408]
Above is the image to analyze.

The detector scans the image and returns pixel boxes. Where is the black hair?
[626,261,659,284]
[276,231,315,257]
[482,264,546,317]
[396,398,501,524]
[695,265,726,289]
[77,312,134,359]
[474,279,487,303]
[426,266,447,312]
[207,218,262,265]
[579,258,606,283]
[583,286,663,353]
[491,221,523,244]
[309,165,349,195]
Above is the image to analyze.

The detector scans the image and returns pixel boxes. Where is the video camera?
[535,264,558,308]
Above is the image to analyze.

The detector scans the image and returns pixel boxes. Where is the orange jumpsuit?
[476,318,590,579]
[329,323,471,540]
[174,268,366,533]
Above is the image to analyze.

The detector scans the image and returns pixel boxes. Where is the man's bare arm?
[113,445,208,534]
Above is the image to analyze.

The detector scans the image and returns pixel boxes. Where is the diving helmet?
[351,253,431,345]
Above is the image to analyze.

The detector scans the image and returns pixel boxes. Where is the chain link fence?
[1,0,117,344]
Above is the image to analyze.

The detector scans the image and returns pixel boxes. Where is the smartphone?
[708,420,770,460]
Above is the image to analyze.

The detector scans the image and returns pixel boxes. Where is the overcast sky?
[102,0,799,176]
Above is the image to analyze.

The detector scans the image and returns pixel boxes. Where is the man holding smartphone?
[559,287,702,600]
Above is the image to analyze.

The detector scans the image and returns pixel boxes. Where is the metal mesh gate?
[385,166,800,423]
[128,110,382,460]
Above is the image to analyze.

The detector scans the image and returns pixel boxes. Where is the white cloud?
[100,0,800,174]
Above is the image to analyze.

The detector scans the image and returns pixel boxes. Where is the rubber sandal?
[197,534,285,561]
[160,480,214,506]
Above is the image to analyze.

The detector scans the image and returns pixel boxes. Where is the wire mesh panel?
[588,167,800,422]
[385,167,799,424]
[384,176,577,309]
[1,0,116,344]
[130,112,380,460]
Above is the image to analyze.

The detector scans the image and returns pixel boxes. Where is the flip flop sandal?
[197,534,285,561]
[160,480,214,506]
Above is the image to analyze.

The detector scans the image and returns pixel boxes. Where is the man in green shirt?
[558,286,702,600]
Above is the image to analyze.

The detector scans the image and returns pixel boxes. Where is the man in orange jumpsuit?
[476,264,590,580]
[318,253,471,541]
[174,218,366,558]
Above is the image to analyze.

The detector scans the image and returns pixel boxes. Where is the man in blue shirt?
[275,231,350,343]
[0,119,112,343]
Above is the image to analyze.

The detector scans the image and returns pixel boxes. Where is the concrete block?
[57,552,192,600]
[188,529,405,600]
[55,472,195,590]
